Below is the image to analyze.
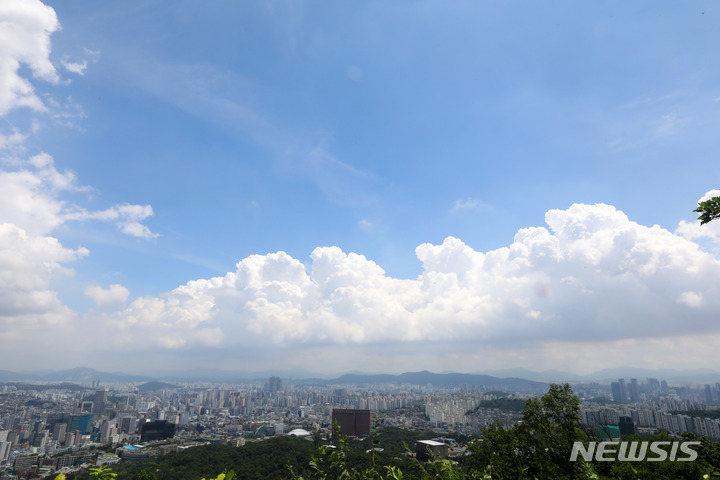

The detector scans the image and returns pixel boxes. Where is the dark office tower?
[267,376,282,393]
[69,414,93,434]
[46,413,71,428]
[94,388,109,414]
[611,382,623,403]
[331,409,371,437]
[140,420,176,442]
[31,431,48,448]
[120,416,138,434]
[618,416,636,436]
[32,420,45,435]
[629,379,640,402]
[52,423,66,444]
[705,384,714,403]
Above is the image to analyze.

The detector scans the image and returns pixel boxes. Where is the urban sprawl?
[1,375,719,478]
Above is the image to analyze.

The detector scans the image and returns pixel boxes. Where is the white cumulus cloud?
[677,291,703,308]
[102,204,720,358]
[0,222,86,337]
[0,0,60,114]
[85,284,131,307]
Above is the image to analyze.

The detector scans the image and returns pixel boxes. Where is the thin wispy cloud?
[117,58,382,208]
[451,197,480,212]
[358,219,375,230]
[654,113,686,138]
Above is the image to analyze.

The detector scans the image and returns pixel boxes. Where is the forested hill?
[83,428,437,480]
[136,381,179,392]
[99,437,317,480]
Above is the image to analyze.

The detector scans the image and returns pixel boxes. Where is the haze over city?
[1,0,720,376]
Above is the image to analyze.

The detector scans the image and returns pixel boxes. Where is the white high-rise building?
[0,441,12,462]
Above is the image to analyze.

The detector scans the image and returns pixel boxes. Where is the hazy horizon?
[3,365,720,388]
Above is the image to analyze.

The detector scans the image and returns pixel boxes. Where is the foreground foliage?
[291,384,720,479]
[695,195,720,225]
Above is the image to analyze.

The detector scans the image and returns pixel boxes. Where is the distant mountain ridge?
[479,367,720,384]
[0,368,546,392]
[0,367,153,384]
[1,366,718,386]
[308,370,549,393]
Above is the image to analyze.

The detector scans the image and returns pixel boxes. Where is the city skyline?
[1,1,720,375]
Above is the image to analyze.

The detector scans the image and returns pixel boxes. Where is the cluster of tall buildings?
[582,406,720,440]
[610,378,641,402]
[704,383,720,403]
[607,377,720,407]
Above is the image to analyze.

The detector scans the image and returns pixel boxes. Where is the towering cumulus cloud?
[111,203,720,360]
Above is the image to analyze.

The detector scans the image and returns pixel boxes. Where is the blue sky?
[2,0,720,376]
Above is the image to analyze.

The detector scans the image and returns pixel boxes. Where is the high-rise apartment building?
[618,379,628,402]
[611,379,628,402]
[629,379,640,402]
[267,376,282,393]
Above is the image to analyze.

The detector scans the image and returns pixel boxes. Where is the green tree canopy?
[468,383,593,480]
[694,195,720,225]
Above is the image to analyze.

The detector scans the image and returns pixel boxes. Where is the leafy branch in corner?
[694,196,720,225]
